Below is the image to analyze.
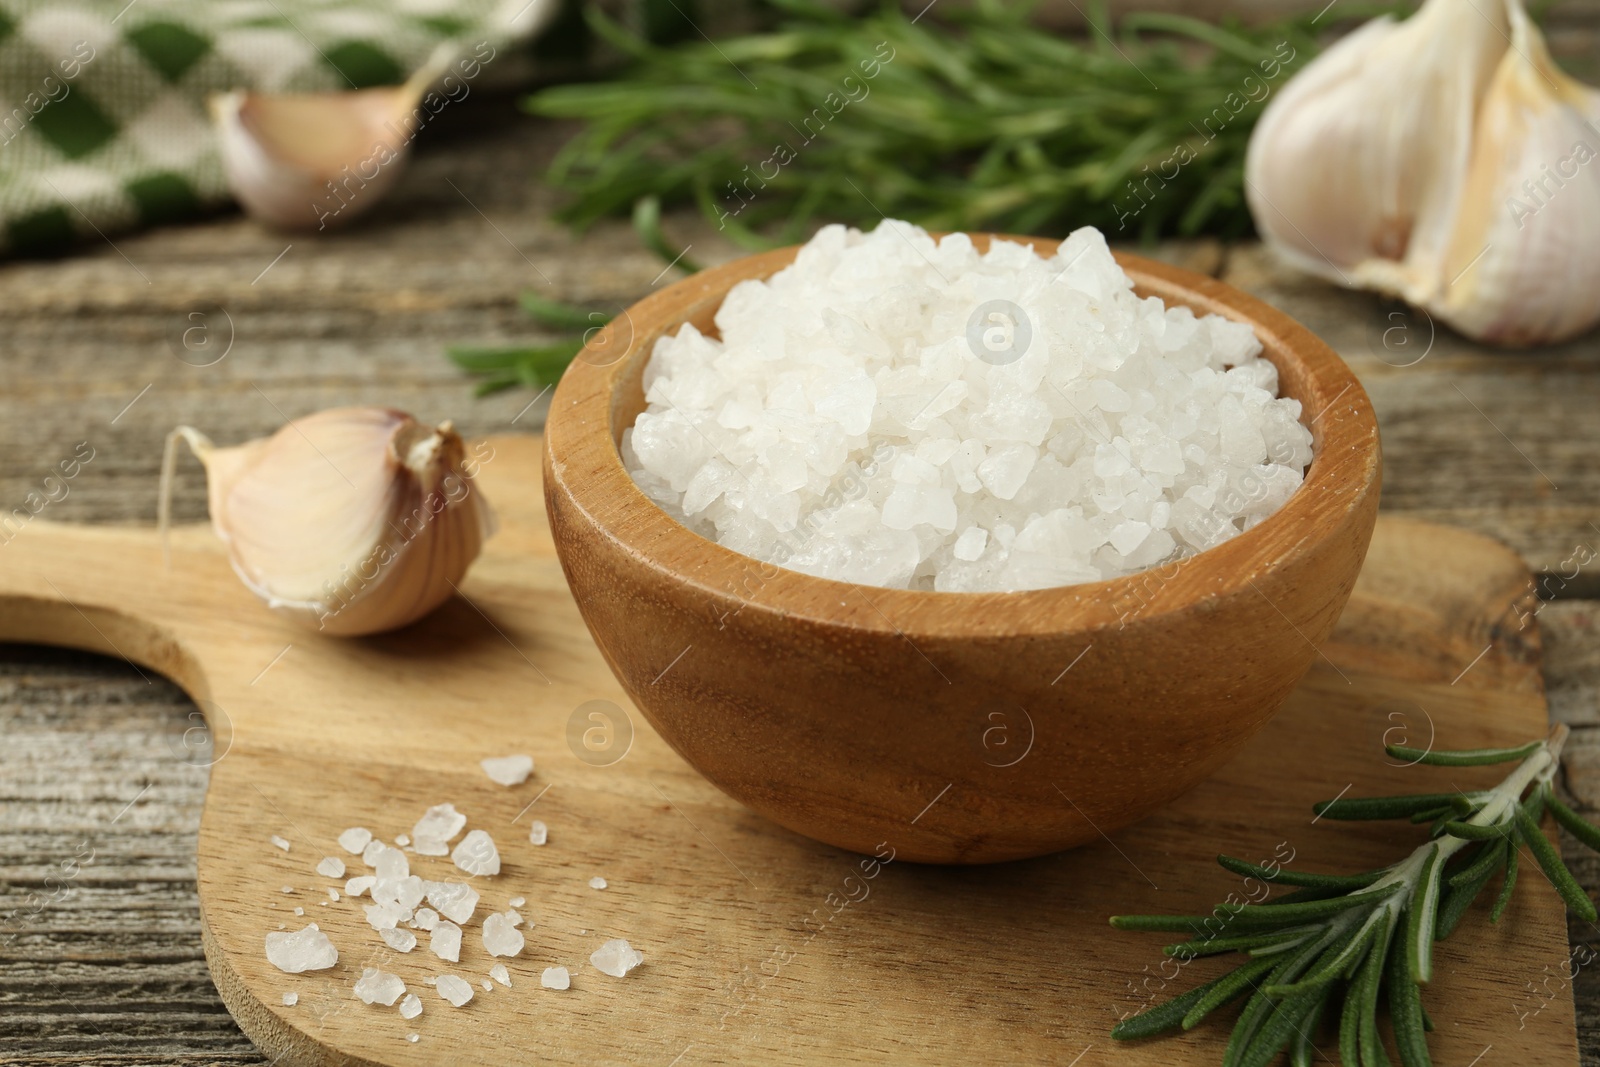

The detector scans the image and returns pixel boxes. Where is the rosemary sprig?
[446,294,612,396]
[526,0,1371,246]
[445,201,697,395]
[1111,724,1591,1066]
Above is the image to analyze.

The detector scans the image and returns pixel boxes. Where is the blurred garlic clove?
[1245,0,1509,300]
[1246,0,1600,345]
[210,47,453,231]
[1427,2,1600,345]
[160,407,493,636]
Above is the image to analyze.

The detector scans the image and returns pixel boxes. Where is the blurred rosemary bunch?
[524,0,1358,247]
[1111,725,1598,1066]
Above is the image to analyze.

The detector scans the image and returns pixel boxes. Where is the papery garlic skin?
[1429,3,1600,345]
[209,45,456,231]
[210,89,414,231]
[1245,0,1600,345]
[166,408,493,636]
[1246,0,1507,291]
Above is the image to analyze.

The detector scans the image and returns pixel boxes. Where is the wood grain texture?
[544,238,1381,863]
[0,89,1597,1066]
[0,432,1581,1066]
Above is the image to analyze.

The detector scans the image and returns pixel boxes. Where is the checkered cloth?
[0,0,548,256]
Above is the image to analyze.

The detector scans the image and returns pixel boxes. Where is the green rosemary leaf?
[1111,967,1237,1040]
[1238,989,1329,1067]
[1163,928,1314,958]
[1385,740,1544,767]
[1420,1000,1434,1033]
[448,345,544,372]
[1263,884,1359,907]
[448,340,586,391]
[1439,819,1511,841]
[1436,840,1507,939]
[1312,793,1472,821]
[518,292,611,331]
[1357,924,1391,1067]
[1387,933,1432,1067]
[1490,844,1520,924]
[1288,992,1328,1067]
[632,195,704,272]
[1109,913,1226,934]
[1545,789,1600,854]
[1180,955,1281,1030]
[1408,805,1454,825]
[1216,854,1383,889]
[1515,803,1597,921]
[1277,910,1381,993]
[1405,844,1444,983]
[1219,887,1401,927]
[472,374,521,397]
[1447,839,1510,888]
[1224,936,1329,1067]
[1339,955,1368,1067]
[527,2,1339,242]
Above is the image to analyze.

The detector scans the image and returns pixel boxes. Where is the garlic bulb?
[160,407,494,636]
[209,45,456,231]
[1246,0,1600,345]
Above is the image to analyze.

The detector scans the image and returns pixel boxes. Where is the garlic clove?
[1425,1,1600,345]
[1245,0,1509,298]
[210,46,454,231]
[162,407,491,636]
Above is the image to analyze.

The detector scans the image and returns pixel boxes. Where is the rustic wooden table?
[1,92,1598,1064]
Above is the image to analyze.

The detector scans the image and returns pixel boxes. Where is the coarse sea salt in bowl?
[544,222,1380,864]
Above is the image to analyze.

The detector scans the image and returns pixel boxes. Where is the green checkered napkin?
[0,0,544,256]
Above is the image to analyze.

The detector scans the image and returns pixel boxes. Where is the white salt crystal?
[541,966,570,990]
[361,840,385,866]
[364,902,407,932]
[481,979,493,992]
[372,875,424,913]
[395,834,410,847]
[430,920,463,962]
[482,912,525,957]
[270,835,290,852]
[490,963,511,987]
[399,993,422,1019]
[326,888,340,902]
[435,975,474,1007]
[624,220,1313,592]
[371,845,409,881]
[293,907,304,916]
[338,827,371,854]
[953,526,988,561]
[424,881,479,924]
[412,907,440,931]
[281,992,297,1006]
[480,754,534,786]
[590,938,643,977]
[265,925,337,973]
[281,886,294,894]
[381,927,417,952]
[506,909,525,927]
[411,803,467,856]
[508,897,526,908]
[407,1034,419,1043]
[528,821,548,846]
[315,856,345,879]
[354,967,406,1006]
[588,877,607,890]
[344,876,375,898]
[452,830,500,876]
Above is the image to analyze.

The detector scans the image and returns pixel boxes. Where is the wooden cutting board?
[0,434,1577,1066]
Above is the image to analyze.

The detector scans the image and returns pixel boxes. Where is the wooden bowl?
[543,235,1381,864]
